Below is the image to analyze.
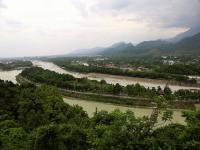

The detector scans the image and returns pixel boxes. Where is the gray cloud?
[90,0,200,28]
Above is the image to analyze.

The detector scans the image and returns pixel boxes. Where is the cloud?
[0,0,200,57]
[88,0,200,28]
[70,0,88,17]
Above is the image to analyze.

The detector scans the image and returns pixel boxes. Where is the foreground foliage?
[0,80,200,150]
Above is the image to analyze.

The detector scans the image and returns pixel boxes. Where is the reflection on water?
[32,60,200,92]
[0,70,22,83]
[63,97,186,125]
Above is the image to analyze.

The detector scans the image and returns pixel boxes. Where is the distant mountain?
[136,40,168,50]
[65,28,200,57]
[99,40,172,57]
[167,26,200,43]
[99,32,200,57]
[100,42,135,56]
[173,32,200,55]
[68,47,105,56]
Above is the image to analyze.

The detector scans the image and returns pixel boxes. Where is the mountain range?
[68,26,200,57]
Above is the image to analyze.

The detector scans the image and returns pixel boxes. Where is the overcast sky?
[0,0,200,57]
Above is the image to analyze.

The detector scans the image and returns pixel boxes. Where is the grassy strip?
[61,90,196,109]
[61,90,154,107]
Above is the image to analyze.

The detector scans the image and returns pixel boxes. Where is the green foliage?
[21,67,115,94]
[88,110,154,150]
[28,124,88,150]
[180,110,200,149]
[0,127,27,150]
[152,124,185,149]
[175,89,200,100]
[162,110,173,122]
[154,96,167,108]
[113,83,123,95]
[0,80,200,149]
[157,64,200,76]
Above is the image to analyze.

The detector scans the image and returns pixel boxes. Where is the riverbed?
[32,60,200,92]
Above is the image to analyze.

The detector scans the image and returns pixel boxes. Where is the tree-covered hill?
[0,80,200,149]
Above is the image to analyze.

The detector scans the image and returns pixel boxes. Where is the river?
[32,60,200,92]
[0,70,22,83]
[63,97,186,125]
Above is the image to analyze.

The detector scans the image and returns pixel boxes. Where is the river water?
[63,97,186,125]
[0,70,22,83]
[32,60,200,92]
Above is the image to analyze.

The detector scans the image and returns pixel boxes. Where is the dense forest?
[0,80,200,149]
[0,61,32,71]
[156,64,200,75]
[20,67,200,101]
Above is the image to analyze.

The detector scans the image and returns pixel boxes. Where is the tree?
[88,110,154,150]
[0,127,27,150]
[162,110,173,122]
[164,85,172,95]
[113,83,123,95]
[180,110,200,149]
[151,124,185,149]
[28,124,88,150]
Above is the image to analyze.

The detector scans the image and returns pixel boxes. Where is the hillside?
[167,25,200,43]
[100,42,135,56]
[174,32,200,55]
[99,32,200,57]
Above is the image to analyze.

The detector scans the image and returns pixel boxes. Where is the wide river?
[32,60,200,92]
